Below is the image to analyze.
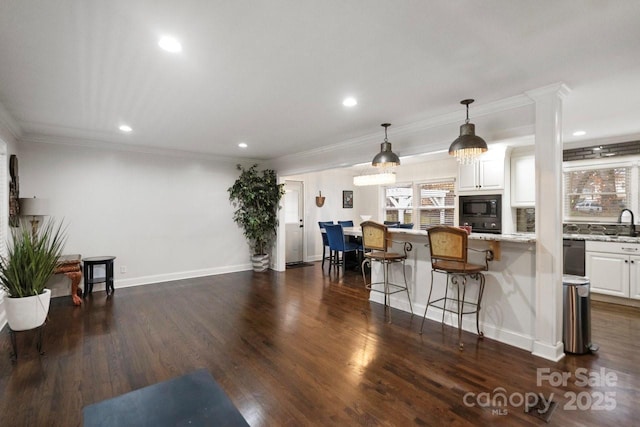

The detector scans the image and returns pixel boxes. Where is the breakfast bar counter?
[365,228,538,352]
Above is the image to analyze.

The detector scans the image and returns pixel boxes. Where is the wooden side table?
[54,254,82,306]
[82,256,116,297]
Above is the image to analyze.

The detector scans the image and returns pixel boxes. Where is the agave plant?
[0,218,66,298]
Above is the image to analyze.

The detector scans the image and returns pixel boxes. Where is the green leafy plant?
[228,164,285,255]
[0,219,66,298]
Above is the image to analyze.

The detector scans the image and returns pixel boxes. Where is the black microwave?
[459,194,502,233]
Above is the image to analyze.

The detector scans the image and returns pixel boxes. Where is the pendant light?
[448,99,488,164]
[372,123,400,167]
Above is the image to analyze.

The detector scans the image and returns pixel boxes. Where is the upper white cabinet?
[511,154,535,207]
[458,155,505,192]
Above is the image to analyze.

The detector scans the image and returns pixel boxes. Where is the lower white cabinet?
[631,254,640,299]
[585,241,640,299]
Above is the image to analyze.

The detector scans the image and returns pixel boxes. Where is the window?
[563,165,631,220]
[383,179,455,229]
[417,180,455,229]
[384,184,413,224]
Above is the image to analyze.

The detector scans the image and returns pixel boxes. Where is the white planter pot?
[5,288,51,331]
[251,254,270,272]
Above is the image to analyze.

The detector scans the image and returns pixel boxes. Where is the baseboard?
[45,263,254,298]
[369,294,535,352]
[114,263,253,289]
[591,293,640,308]
[532,341,565,362]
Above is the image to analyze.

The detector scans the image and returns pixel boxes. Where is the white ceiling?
[1,1,639,161]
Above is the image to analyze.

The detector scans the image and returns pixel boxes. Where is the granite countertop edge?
[387,228,640,244]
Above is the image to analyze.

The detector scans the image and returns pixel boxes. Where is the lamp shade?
[372,123,400,167]
[448,123,488,164]
[19,197,49,216]
[372,142,400,167]
[448,99,488,164]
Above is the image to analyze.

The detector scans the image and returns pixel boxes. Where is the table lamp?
[19,197,49,238]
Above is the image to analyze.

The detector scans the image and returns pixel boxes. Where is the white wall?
[283,168,357,263]
[280,155,459,264]
[18,141,254,296]
[0,118,20,329]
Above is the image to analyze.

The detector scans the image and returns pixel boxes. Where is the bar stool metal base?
[420,270,486,350]
[362,248,414,322]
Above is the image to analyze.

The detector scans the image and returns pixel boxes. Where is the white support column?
[526,83,570,361]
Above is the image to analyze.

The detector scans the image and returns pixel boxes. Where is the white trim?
[0,102,22,140]
[20,133,262,164]
[563,157,637,171]
[369,295,536,352]
[532,341,566,362]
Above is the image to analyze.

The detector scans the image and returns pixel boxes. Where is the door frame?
[284,180,305,265]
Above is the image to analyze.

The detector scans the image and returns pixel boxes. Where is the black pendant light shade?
[448,99,488,164]
[372,123,400,167]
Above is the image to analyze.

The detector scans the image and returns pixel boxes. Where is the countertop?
[385,228,640,244]
[385,228,537,243]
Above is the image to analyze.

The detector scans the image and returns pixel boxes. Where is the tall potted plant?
[228,164,285,272]
[0,218,66,331]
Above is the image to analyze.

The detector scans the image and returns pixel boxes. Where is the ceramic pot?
[251,254,270,272]
[5,288,51,331]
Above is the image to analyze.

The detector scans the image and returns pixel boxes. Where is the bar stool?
[420,226,493,349]
[360,221,413,321]
[83,256,116,297]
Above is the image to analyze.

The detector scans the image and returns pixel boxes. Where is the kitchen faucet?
[618,209,636,237]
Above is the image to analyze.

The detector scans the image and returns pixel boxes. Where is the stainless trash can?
[562,275,595,354]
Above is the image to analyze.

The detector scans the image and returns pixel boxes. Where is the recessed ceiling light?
[572,130,586,136]
[158,36,182,53]
[343,97,357,107]
[238,142,248,148]
[119,124,132,132]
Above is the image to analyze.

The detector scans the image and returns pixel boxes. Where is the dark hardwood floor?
[1,262,638,426]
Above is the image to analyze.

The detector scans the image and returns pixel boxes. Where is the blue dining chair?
[338,220,359,245]
[324,224,361,275]
[318,221,334,270]
[396,223,414,229]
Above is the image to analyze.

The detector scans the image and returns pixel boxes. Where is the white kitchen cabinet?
[630,255,640,299]
[458,157,504,191]
[585,241,640,299]
[585,251,629,297]
[511,154,535,206]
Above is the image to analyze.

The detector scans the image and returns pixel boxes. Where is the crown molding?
[0,102,22,140]
[20,132,260,164]
[525,82,571,100]
[273,93,535,168]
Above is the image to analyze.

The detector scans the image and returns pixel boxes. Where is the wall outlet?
[120,265,127,274]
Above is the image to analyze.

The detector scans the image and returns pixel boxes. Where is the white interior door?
[284,180,304,264]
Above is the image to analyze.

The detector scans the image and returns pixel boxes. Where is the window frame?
[382,177,456,229]
[382,182,414,225]
[562,157,639,223]
[416,178,456,229]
